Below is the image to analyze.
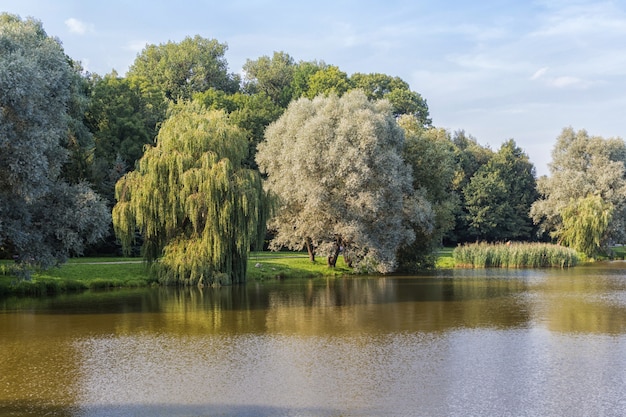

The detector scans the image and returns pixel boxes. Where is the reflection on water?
[1,266,626,415]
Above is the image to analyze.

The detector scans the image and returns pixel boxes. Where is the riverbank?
[0,252,354,297]
[0,244,604,297]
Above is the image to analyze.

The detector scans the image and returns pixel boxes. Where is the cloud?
[530,67,592,89]
[550,76,586,88]
[530,67,548,80]
[64,18,93,35]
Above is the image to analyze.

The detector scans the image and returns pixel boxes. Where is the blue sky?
[3,0,626,176]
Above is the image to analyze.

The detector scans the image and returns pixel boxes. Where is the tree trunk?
[305,237,315,262]
[327,240,341,267]
[343,252,353,268]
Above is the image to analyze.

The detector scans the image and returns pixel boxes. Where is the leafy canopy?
[531,127,626,256]
[0,13,110,269]
[257,90,430,273]
[112,103,268,285]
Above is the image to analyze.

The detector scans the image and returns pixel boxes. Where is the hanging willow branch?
[112,103,269,285]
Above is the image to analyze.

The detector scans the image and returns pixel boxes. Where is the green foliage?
[128,35,240,102]
[113,103,269,285]
[242,51,296,107]
[462,139,537,242]
[453,242,578,268]
[351,73,431,125]
[304,65,351,98]
[0,14,111,270]
[193,89,284,169]
[554,195,613,257]
[448,131,494,243]
[532,128,626,253]
[397,117,459,270]
[87,71,167,167]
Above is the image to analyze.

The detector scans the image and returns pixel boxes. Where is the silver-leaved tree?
[256,90,434,273]
[0,14,110,271]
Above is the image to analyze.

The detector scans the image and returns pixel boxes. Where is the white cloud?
[550,76,586,88]
[530,67,548,80]
[64,18,93,35]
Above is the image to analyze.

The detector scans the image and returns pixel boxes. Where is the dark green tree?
[85,72,167,200]
[194,89,283,169]
[463,139,537,241]
[447,131,494,243]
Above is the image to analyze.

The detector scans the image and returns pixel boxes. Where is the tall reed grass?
[453,242,578,268]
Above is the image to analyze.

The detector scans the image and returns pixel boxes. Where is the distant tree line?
[2,14,625,282]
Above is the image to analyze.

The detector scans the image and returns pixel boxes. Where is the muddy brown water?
[2,264,626,416]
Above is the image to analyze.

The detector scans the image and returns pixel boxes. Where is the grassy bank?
[0,252,352,297]
[0,244,582,297]
[0,259,154,297]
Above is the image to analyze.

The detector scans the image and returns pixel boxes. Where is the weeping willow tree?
[554,194,613,257]
[112,103,268,285]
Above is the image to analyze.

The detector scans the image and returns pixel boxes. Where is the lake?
[2,264,626,416]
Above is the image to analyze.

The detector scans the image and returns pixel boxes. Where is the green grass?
[0,252,352,296]
[0,258,154,296]
[435,247,455,268]
[247,252,352,280]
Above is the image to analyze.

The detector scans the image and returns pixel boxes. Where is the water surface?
[2,264,626,416]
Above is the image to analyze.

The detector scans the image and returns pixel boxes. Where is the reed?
[453,242,578,268]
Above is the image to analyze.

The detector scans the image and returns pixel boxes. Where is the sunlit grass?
[247,252,352,280]
[435,247,455,268]
[0,252,352,296]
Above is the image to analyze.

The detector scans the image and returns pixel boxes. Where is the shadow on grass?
[247,255,352,280]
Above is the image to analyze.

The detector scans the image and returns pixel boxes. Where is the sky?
[3,0,626,176]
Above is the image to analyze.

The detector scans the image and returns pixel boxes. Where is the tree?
[242,51,295,107]
[289,60,326,101]
[127,35,240,102]
[447,130,494,243]
[531,128,626,256]
[0,14,110,269]
[463,139,538,241]
[85,71,167,200]
[193,89,283,169]
[112,103,268,285]
[62,60,96,185]
[256,90,431,273]
[555,195,613,256]
[304,65,351,98]
[397,116,458,269]
[351,73,431,126]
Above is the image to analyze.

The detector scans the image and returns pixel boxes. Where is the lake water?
[2,264,626,416]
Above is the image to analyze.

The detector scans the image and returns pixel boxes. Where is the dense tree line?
[2,14,624,282]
